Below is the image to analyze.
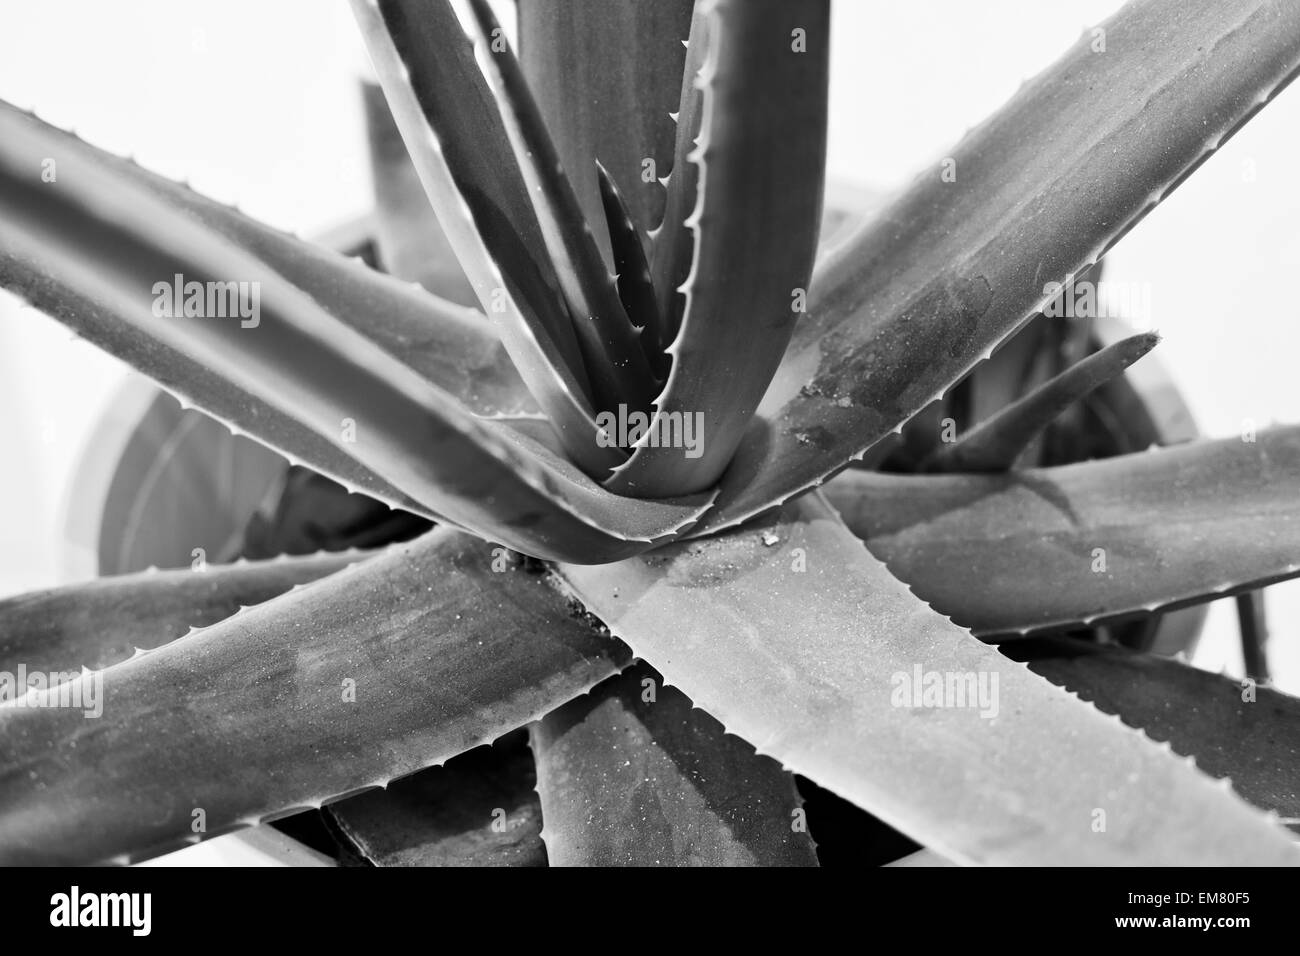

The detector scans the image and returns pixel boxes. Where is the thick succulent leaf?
[530,663,817,866]
[0,103,534,422]
[1006,637,1300,826]
[701,0,1300,533]
[1035,263,1107,465]
[559,494,1299,864]
[606,0,829,497]
[517,0,695,261]
[0,530,631,865]
[0,551,365,676]
[882,319,1062,475]
[923,332,1159,472]
[0,141,401,515]
[597,161,667,374]
[351,0,622,475]
[612,177,873,382]
[959,260,1108,460]
[329,732,546,866]
[361,80,478,306]
[825,427,1300,636]
[0,106,712,562]
[650,3,710,341]
[0,102,531,522]
[461,0,659,416]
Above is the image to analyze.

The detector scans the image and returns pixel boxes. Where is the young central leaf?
[605,0,830,497]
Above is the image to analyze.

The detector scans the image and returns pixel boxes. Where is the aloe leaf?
[0,551,366,676]
[923,332,1159,473]
[1039,263,1106,464]
[517,0,695,261]
[0,101,534,521]
[361,80,477,306]
[1006,636,1300,826]
[651,3,709,344]
[0,104,535,422]
[0,123,403,515]
[606,0,829,497]
[701,0,1300,533]
[970,319,1052,427]
[460,0,659,415]
[558,494,1299,864]
[597,160,667,374]
[0,106,713,562]
[530,663,817,866]
[351,0,625,476]
[329,732,546,866]
[825,427,1300,636]
[0,530,632,865]
[962,260,1107,461]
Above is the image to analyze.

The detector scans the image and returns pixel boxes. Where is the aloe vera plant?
[2,0,1300,866]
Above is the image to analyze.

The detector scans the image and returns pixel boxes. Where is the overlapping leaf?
[698,0,1300,533]
[0,103,713,562]
[0,551,364,676]
[597,161,666,371]
[530,663,816,866]
[361,80,477,306]
[559,494,1299,865]
[352,0,633,474]
[460,0,658,418]
[826,427,1300,636]
[517,0,695,260]
[0,104,532,421]
[329,732,547,866]
[923,332,1158,473]
[0,531,631,864]
[1006,636,1300,826]
[607,0,829,496]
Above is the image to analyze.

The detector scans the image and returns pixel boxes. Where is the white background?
[2,1,1298,861]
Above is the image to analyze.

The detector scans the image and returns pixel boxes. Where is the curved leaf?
[606,0,829,497]
[700,0,1300,533]
[1007,636,1300,826]
[329,732,547,866]
[351,0,618,475]
[923,332,1159,473]
[559,494,1299,864]
[517,0,695,258]
[361,80,478,307]
[597,160,667,374]
[0,551,365,676]
[650,2,710,342]
[530,663,816,866]
[1,103,533,421]
[825,427,1300,636]
[462,0,658,418]
[0,105,713,562]
[0,530,631,865]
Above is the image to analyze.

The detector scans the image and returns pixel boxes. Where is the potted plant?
[1,0,1298,866]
